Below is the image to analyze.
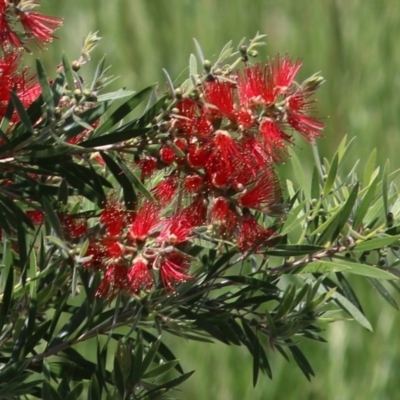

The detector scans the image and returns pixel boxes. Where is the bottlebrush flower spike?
[0,52,41,120]
[129,201,160,242]
[100,200,129,237]
[96,263,129,297]
[238,168,280,212]
[203,80,236,121]
[128,256,153,293]
[0,2,22,47]
[17,1,62,47]
[237,64,275,107]
[210,197,238,237]
[152,176,177,205]
[286,91,324,141]
[258,118,292,162]
[137,156,157,180]
[159,253,192,292]
[270,55,302,96]
[237,209,275,252]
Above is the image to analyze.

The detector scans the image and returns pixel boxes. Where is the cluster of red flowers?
[81,55,324,297]
[0,3,323,297]
[0,0,61,121]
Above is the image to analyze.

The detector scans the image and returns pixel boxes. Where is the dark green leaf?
[10,91,34,133]
[95,85,154,136]
[352,236,400,252]
[88,374,101,400]
[80,127,150,148]
[323,152,338,197]
[101,152,137,207]
[42,381,62,400]
[316,183,359,246]
[61,53,76,95]
[368,278,398,309]
[142,331,183,374]
[285,340,314,380]
[36,59,54,118]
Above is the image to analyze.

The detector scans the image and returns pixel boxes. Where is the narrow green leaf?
[10,91,34,133]
[290,149,310,199]
[36,59,54,118]
[193,38,205,64]
[141,339,160,375]
[116,156,154,202]
[41,196,62,238]
[64,383,84,400]
[368,278,398,310]
[97,89,136,102]
[145,371,195,397]
[189,53,198,78]
[142,360,178,379]
[142,331,183,374]
[332,290,372,331]
[363,149,377,187]
[352,236,400,252]
[100,152,137,207]
[88,374,101,400]
[316,183,359,246]
[382,160,389,216]
[353,174,379,230]
[62,53,76,95]
[274,285,296,319]
[95,86,154,136]
[253,336,260,386]
[300,261,350,274]
[323,152,338,197]
[285,340,314,380]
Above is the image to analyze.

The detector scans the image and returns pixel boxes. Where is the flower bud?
[71,60,81,71]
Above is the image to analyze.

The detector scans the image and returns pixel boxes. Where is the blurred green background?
[40,0,400,399]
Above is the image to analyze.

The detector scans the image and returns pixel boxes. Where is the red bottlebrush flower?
[259,118,292,162]
[237,209,275,252]
[159,146,176,165]
[18,9,62,47]
[0,2,22,47]
[203,80,236,121]
[237,64,275,107]
[240,137,270,170]
[174,98,213,137]
[128,256,153,293]
[84,241,106,270]
[206,130,246,179]
[26,210,43,224]
[157,196,206,245]
[152,176,177,205]
[103,240,125,259]
[137,156,157,180]
[157,214,193,245]
[286,92,324,141]
[269,55,302,96]
[100,201,128,237]
[187,143,210,169]
[238,168,281,213]
[159,253,192,291]
[184,174,205,194]
[96,263,128,297]
[181,196,207,227]
[129,201,160,242]
[210,197,238,237]
[0,52,41,120]
[236,107,254,129]
[59,213,87,238]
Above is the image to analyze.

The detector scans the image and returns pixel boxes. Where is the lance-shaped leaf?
[94,85,154,137]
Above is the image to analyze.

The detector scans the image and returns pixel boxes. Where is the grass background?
[39,1,400,399]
